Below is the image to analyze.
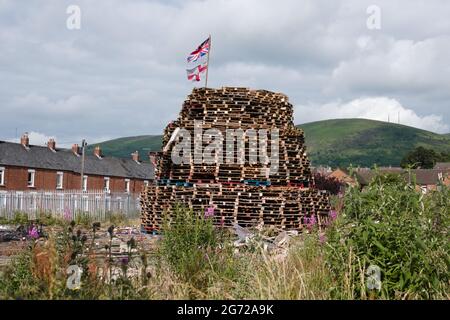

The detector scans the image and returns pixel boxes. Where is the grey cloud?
[0,0,449,148]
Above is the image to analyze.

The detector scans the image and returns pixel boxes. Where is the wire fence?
[0,190,141,222]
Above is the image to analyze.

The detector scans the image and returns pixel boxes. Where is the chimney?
[94,146,102,158]
[20,133,29,148]
[47,138,56,151]
[131,151,140,162]
[72,143,80,155]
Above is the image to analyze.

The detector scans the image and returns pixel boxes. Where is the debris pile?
[141,87,330,231]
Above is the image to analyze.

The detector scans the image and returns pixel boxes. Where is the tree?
[400,146,450,169]
[313,173,343,195]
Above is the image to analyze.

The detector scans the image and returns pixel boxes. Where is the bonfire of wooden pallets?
[140,87,331,231]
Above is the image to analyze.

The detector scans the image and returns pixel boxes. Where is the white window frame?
[27,169,35,188]
[82,175,88,192]
[0,167,5,186]
[104,177,110,193]
[125,179,130,193]
[144,180,149,187]
[56,171,64,189]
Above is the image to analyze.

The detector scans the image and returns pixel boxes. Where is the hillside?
[299,119,450,167]
[87,119,450,168]
[86,135,163,158]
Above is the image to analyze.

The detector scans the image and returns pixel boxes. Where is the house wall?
[0,165,149,192]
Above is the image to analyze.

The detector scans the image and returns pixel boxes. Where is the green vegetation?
[300,119,450,168]
[86,119,450,168]
[326,174,449,299]
[85,135,163,158]
[400,146,450,169]
[1,176,448,299]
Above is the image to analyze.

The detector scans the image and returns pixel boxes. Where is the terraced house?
[0,133,154,193]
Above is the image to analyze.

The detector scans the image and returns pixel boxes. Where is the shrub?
[325,173,450,299]
[108,212,128,226]
[158,205,243,296]
[0,250,38,299]
[314,173,344,195]
[12,211,29,225]
[74,212,93,227]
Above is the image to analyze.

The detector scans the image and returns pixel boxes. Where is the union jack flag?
[187,37,210,63]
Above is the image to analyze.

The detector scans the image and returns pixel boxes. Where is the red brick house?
[0,134,154,193]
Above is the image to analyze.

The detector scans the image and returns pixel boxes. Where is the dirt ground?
[0,224,159,270]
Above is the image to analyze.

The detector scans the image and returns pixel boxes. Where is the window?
[104,177,110,192]
[82,175,88,192]
[27,169,35,187]
[144,180,149,188]
[125,179,130,193]
[56,172,64,189]
[0,167,4,186]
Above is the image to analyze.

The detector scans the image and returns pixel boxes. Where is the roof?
[0,141,154,180]
[354,168,444,186]
[435,162,450,171]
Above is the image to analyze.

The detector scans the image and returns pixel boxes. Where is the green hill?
[87,119,450,168]
[299,119,450,167]
[86,135,163,158]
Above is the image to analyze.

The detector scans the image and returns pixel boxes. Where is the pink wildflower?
[204,207,215,219]
[28,226,39,239]
[329,210,337,220]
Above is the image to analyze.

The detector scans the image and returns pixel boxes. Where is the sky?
[0,0,449,148]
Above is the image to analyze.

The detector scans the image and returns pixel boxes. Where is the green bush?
[325,173,450,299]
[12,211,29,225]
[159,206,217,279]
[158,205,243,296]
[0,250,38,299]
[108,212,128,226]
[74,212,93,227]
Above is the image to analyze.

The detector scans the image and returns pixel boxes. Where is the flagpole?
[205,35,211,88]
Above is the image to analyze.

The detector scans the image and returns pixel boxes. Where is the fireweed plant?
[324,172,449,299]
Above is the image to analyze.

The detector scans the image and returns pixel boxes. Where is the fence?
[0,190,141,222]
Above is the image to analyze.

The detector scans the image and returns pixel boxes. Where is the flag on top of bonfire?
[186,36,210,82]
[187,63,208,82]
[187,37,210,63]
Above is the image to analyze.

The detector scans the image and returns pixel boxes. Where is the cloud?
[295,97,450,134]
[328,36,450,94]
[7,131,54,146]
[0,0,449,143]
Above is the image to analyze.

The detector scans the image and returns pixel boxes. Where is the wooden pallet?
[141,87,331,231]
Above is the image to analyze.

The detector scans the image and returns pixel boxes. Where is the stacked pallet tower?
[141,87,330,232]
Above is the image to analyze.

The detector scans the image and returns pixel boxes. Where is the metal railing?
[0,190,141,221]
